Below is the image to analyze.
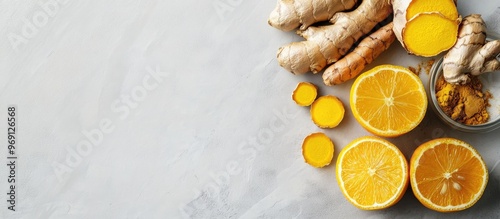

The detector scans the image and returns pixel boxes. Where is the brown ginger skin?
[276,0,393,75]
[443,14,500,85]
[268,0,358,31]
[323,22,395,85]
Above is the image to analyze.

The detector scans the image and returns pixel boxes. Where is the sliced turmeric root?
[403,13,459,57]
[310,95,345,128]
[292,82,318,106]
[392,0,460,57]
[406,0,458,21]
[302,132,334,168]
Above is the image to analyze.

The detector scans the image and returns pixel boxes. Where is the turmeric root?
[392,0,461,57]
[323,22,395,85]
[404,0,458,21]
[302,132,334,168]
[310,95,345,128]
[443,14,500,84]
[268,0,358,31]
[292,82,318,106]
[277,0,392,75]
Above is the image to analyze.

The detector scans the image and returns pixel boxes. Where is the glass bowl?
[428,57,500,132]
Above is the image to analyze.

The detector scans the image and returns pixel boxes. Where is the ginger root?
[392,0,461,56]
[310,95,345,128]
[292,82,318,106]
[302,132,334,168]
[443,14,500,84]
[323,22,395,85]
[277,0,392,75]
[268,0,358,31]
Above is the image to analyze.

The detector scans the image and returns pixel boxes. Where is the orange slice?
[336,136,409,210]
[410,138,488,212]
[302,132,334,167]
[350,65,427,137]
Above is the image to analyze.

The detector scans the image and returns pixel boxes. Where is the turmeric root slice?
[392,0,460,57]
[310,95,345,128]
[302,132,334,168]
[406,0,458,21]
[292,82,318,106]
[403,12,459,57]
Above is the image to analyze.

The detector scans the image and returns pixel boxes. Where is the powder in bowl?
[435,75,492,125]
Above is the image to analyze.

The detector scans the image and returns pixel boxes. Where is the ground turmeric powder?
[435,75,490,125]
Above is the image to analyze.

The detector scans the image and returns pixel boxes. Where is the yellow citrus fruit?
[336,136,409,210]
[302,132,334,167]
[350,65,427,137]
[410,138,488,212]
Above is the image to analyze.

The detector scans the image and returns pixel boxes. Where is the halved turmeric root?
[402,13,459,56]
[292,82,318,106]
[404,0,458,21]
[392,0,461,57]
[310,95,345,128]
[302,132,334,167]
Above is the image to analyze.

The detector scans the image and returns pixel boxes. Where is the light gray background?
[1,0,500,218]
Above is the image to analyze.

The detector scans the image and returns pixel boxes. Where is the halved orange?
[350,65,427,137]
[336,136,409,210]
[410,138,488,212]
